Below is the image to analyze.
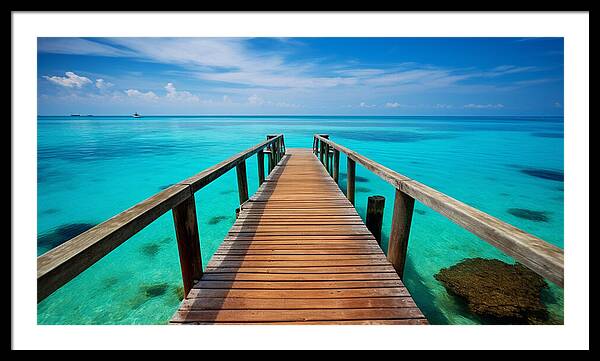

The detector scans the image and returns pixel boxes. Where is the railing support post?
[172,192,203,297]
[387,189,415,280]
[366,195,386,246]
[267,135,276,173]
[257,150,265,186]
[333,149,340,183]
[236,160,249,205]
[325,143,331,174]
[347,157,356,205]
[318,134,329,165]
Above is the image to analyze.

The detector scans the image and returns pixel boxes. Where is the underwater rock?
[356,186,371,193]
[141,283,170,298]
[102,276,120,288]
[434,258,549,324]
[38,222,97,250]
[508,208,550,222]
[208,215,230,225]
[339,173,370,183]
[219,189,236,195]
[414,209,427,215]
[520,168,563,182]
[41,208,60,215]
[531,132,563,138]
[140,242,162,257]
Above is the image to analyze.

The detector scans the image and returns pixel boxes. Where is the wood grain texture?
[171,148,427,325]
[314,135,564,287]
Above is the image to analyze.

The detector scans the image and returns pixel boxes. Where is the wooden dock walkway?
[170,149,427,324]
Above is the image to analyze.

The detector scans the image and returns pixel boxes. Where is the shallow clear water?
[37,115,564,324]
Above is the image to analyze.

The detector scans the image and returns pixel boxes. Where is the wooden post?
[333,149,340,183]
[172,193,203,297]
[319,134,329,165]
[236,160,249,205]
[366,196,385,246]
[267,135,276,173]
[325,143,331,174]
[319,140,325,164]
[257,150,265,186]
[347,157,356,205]
[387,189,415,279]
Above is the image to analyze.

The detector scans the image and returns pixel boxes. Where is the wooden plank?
[185,287,412,299]
[171,308,425,323]
[178,297,418,310]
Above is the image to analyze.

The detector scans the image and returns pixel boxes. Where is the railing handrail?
[37,134,285,302]
[314,134,564,287]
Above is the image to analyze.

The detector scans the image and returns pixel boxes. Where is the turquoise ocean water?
[37,115,564,325]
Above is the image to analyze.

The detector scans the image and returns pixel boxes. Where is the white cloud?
[463,103,505,109]
[43,72,92,88]
[164,82,200,102]
[359,102,376,108]
[95,78,114,89]
[124,89,159,100]
[247,94,265,105]
[385,102,402,108]
[38,38,135,57]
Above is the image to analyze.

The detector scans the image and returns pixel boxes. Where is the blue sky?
[37,37,564,116]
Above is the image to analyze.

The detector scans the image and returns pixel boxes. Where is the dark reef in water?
[41,208,60,215]
[508,208,551,222]
[356,186,371,193]
[339,173,370,183]
[414,209,427,215]
[531,132,563,138]
[336,130,455,143]
[434,258,549,324]
[219,189,236,195]
[140,242,162,257]
[102,276,120,288]
[158,183,174,190]
[129,282,174,309]
[38,222,97,250]
[521,168,564,182]
[208,215,230,225]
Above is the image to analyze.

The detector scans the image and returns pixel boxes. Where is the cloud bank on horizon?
[37,37,564,115]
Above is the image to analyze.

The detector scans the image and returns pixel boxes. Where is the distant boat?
[132,112,142,118]
[70,114,81,117]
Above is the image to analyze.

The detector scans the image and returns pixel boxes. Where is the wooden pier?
[37,134,564,325]
[171,149,426,324]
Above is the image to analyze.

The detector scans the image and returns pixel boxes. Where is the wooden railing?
[37,134,286,303]
[313,134,564,287]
